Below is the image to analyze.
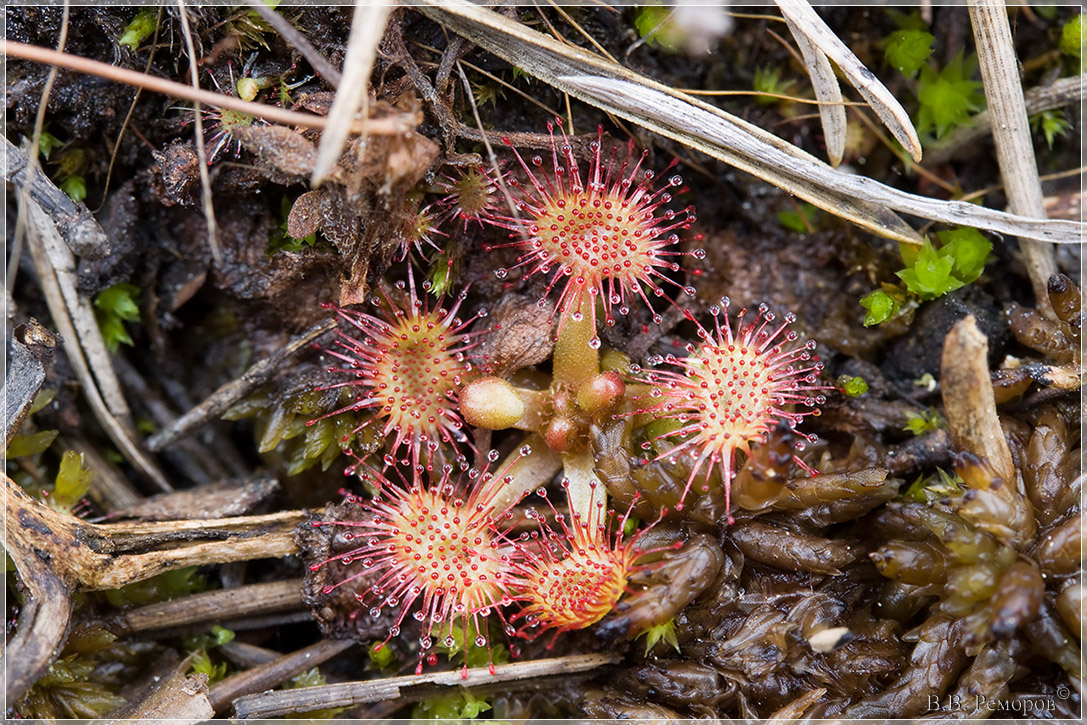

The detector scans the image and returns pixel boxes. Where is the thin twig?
[176,0,221,264]
[232,652,620,719]
[1,40,410,136]
[146,317,335,452]
[243,0,342,88]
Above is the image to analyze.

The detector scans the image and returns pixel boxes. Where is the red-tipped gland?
[484,121,702,336]
[630,301,827,520]
[460,376,525,430]
[576,371,626,415]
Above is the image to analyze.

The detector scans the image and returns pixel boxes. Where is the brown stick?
[232,652,620,719]
[210,638,354,713]
[146,318,335,452]
[1,39,409,136]
[113,579,305,635]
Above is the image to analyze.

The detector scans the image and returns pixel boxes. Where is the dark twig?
[211,639,354,713]
[3,137,112,260]
[233,652,620,718]
[111,579,305,636]
[146,318,335,452]
[243,0,341,88]
[3,320,68,704]
[3,320,57,447]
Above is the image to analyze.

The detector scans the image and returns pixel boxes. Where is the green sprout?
[904,408,944,436]
[859,289,900,327]
[637,619,681,657]
[368,640,396,669]
[94,282,141,352]
[60,176,87,203]
[1030,109,1073,150]
[37,130,63,160]
[916,52,986,139]
[753,66,796,105]
[896,228,991,300]
[190,650,230,686]
[884,29,934,77]
[903,467,963,503]
[838,375,870,398]
[118,7,158,51]
[413,689,492,720]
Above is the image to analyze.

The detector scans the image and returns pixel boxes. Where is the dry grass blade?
[311,1,392,184]
[969,0,1058,314]
[782,13,846,166]
[232,652,620,718]
[776,0,923,162]
[243,0,342,88]
[24,199,173,492]
[175,0,221,264]
[417,0,1084,246]
[113,579,304,635]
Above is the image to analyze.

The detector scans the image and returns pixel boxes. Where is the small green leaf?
[210,626,235,647]
[190,650,229,685]
[413,690,492,720]
[118,7,158,51]
[59,176,86,203]
[859,290,899,327]
[885,29,934,77]
[1060,14,1084,58]
[368,641,396,669]
[52,450,92,513]
[94,283,141,352]
[937,227,991,284]
[1031,108,1073,150]
[839,376,869,398]
[896,240,958,299]
[634,4,682,52]
[37,131,63,160]
[777,202,818,233]
[637,619,681,657]
[6,430,59,458]
[904,408,944,435]
[753,65,794,104]
[916,52,986,138]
